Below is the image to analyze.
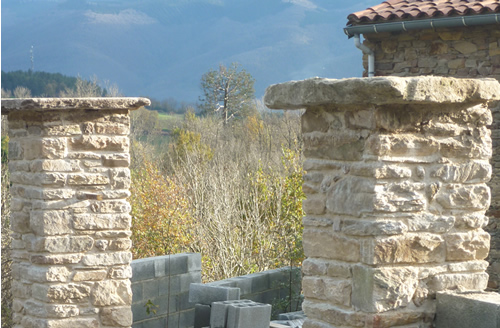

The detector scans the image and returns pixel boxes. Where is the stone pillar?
[2,98,150,328]
[264,77,500,328]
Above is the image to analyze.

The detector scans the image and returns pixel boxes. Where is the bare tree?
[12,86,31,98]
[59,75,103,97]
[199,63,255,124]
[1,89,12,98]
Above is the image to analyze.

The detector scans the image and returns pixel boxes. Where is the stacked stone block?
[360,24,500,290]
[264,76,500,328]
[131,253,201,328]
[361,26,500,81]
[2,98,149,328]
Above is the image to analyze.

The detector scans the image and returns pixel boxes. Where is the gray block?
[142,279,160,299]
[187,253,202,272]
[194,304,211,328]
[436,292,500,328]
[179,308,196,328]
[131,257,156,282]
[227,301,272,328]
[189,283,240,305]
[211,300,254,328]
[248,272,270,293]
[219,277,253,295]
[131,282,143,302]
[278,311,306,321]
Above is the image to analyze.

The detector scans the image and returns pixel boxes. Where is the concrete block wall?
[435,292,500,328]
[208,267,302,314]
[131,253,201,328]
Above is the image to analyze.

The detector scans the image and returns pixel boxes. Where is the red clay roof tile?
[347,0,500,24]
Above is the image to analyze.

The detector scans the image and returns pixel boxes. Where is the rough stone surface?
[265,76,499,328]
[265,76,500,110]
[3,98,144,328]
[357,25,500,292]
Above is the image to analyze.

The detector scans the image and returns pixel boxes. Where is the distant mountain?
[1,0,379,103]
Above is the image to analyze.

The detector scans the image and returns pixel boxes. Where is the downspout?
[354,34,375,78]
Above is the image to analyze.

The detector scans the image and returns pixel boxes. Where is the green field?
[157,112,184,133]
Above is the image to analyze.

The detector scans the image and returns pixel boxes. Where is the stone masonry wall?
[2,98,149,328]
[360,24,500,290]
[361,26,500,80]
[264,76,500,328]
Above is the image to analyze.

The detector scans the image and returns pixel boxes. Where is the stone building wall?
[361,25,500,80]
[264,76,500,328]
[2,98,149,328]
[360,24,500,291]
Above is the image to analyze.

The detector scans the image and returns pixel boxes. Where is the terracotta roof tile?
[347,0,500,24]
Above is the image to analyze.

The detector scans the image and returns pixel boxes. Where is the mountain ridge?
[1,0,379,102]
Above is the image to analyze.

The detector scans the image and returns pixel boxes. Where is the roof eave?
[344,13,500,38]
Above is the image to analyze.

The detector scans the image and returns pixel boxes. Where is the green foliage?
[1,137,8,165]
[148,97,194,114]
[163,110,304,282]
[1,70,78,97]
[144,299,159,316]
[129,161,195,258]
[198,63,255,124]
[1,71,116,98]
[249,146,305,268]
[271,268,303,319]
[130,107,160,138]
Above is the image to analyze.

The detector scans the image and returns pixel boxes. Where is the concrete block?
[131,282,143,303]
[131,257,156,282]
[136,317,166,328]
[248,272,270,293]
[187,253,202,272]
[189,283,240,305]
[221,277,253,295]
[142,279,160,299]
[178,292,192,311]
[182,271,202,290]
[247,290,279,305]
[226,301,272,328]
[194,304,211,328]
[211,300,253,328]
[436,292,500,328]
[179,308,195,328]
[131,300,150,322]
[156,254,188,277]
[278,311,306,321]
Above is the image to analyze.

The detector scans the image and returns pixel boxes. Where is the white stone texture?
[265,77,500,327]
[2,98,145,328]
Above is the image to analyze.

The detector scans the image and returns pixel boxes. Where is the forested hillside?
[1,70,80,97]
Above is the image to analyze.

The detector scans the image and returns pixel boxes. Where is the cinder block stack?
[188,283,272,328]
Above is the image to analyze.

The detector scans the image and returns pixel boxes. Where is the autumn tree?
[198,63,255,124]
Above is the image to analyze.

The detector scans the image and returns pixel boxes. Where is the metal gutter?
[344,13,500,38]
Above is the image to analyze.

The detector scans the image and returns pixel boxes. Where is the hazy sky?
[2,0,383,101]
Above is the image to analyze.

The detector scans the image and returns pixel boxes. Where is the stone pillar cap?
[1,97,151,114]
[264,76,500,110]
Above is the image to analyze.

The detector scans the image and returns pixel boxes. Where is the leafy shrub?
[130,161,195,258]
